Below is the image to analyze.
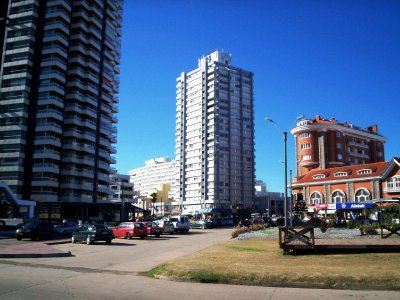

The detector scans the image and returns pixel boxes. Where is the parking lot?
[2,227,400,300]
[0,228,233,273]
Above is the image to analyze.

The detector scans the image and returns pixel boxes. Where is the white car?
[169,215,190,233]
[154,219,175,235]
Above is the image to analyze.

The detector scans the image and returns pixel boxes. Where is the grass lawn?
[147,238,400,290]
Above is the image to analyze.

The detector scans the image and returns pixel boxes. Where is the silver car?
[162,220,175,235]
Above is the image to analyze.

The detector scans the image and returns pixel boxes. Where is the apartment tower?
[175,51,255,213]
[291,115,387,176]
[0,1,122,210]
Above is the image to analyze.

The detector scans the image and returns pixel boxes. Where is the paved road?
[0,228,399,300]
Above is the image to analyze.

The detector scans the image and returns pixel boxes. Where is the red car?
[143,221,164,237]
[112,222,148,239]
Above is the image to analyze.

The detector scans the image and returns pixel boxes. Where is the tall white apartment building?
[175,51,255,213]
[128,157,176,199]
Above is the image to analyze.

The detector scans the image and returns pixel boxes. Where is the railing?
[278,227,315,251]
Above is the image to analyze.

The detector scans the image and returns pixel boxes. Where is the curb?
[0,251,72,258]
[153,275,400,291]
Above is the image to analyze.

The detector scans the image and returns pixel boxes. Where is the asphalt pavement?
[0,228,399,300]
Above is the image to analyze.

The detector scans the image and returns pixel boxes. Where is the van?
[169,215,190,233]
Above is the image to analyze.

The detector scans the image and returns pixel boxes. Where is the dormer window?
[357,169,372,175]
[312,174,326,179]
[334,172,348,177]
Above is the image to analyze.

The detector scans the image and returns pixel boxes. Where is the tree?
[150,193,157,217]
[294,193,307,213]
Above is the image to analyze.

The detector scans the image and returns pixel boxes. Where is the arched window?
[331,190,345,204]
[354,189,370,202]
[309,192,323,205]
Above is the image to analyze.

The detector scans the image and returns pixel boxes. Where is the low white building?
[128,157,177,201]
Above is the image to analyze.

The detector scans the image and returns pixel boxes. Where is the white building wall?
[128,157,176,199]
[176,51,255,213]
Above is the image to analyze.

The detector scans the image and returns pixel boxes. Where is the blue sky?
[115,0,400,193]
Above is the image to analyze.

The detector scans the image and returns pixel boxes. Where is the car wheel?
[125,232,131,240]
[86,236,93,245]
[31,235,37,241]
[16,236,22,241]
[105,239,112,244]
[71,236,76,243]
[140,236,145,239]
[155,234,160,238]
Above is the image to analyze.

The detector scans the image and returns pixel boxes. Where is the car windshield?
[164,221,173,225]
[134,223,145,228]
[23,222,38,229]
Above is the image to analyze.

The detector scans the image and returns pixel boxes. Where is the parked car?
[221,217,235,227]
[71,224,114,245]
[112,222,147,239]
[55,221,79,235]
[162,220,175,234]
[16,220,56,241]
[191,219,214,229]
[143,221,164,237]
[169,215,190,233]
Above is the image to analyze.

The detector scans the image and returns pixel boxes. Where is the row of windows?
[309,189,370,204]
[312,169,374,179]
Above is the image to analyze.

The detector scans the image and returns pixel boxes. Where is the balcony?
[61,168,94,179]
[348,140,369,149]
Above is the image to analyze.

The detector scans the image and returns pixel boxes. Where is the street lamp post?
[289,169,293,226]
[283,131,288,227]
[118,176,125,222]
[266,118,289,227]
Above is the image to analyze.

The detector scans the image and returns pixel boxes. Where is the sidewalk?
[0,232,72,258]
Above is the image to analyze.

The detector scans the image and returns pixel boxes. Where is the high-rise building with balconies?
[291,115,387,176]
[0,0,122,216]
[175,51,255,213]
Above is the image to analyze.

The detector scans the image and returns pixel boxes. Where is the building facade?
[109,173,135,204]
[291,158,400,216]
[128,157,176,200]
[291,115,386,176]
[175,51,255,213]
[0,1,122,211]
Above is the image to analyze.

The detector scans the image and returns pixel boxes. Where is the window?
[300,132,311,138]
[357,169,372,175]
[334,172,347,177]
[302,155,311,161]
[336,131,342,138]
[336,143,342,149]
[301,143,311,149]
[309,192,323,205]
[354,189,370,202]
[387,177,400,190]
[331,191,345,203]
[312,174,325,179]
[337,154,343,160]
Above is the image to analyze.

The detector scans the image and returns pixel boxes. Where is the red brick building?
[291,158,400,215]
[290,115,386,176]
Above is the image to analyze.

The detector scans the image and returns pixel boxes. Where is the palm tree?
[150,192,157,217]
